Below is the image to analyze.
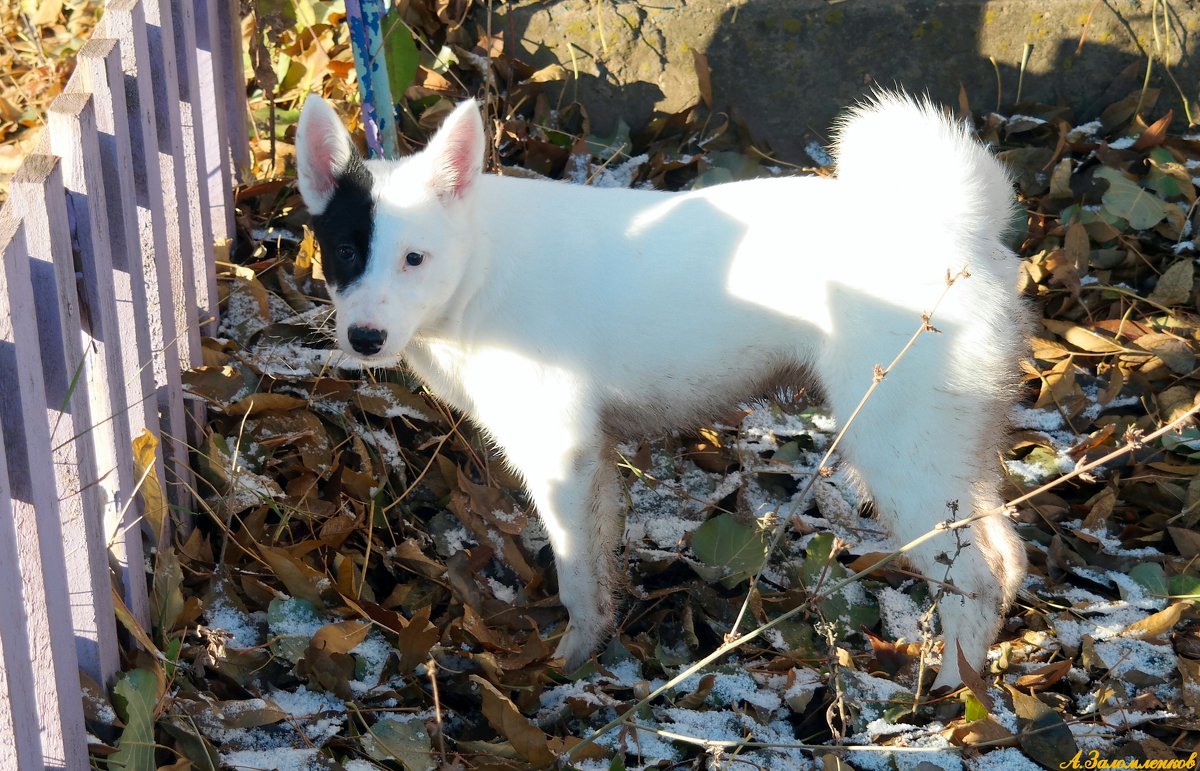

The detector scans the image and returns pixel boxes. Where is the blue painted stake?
[345,0,399,159]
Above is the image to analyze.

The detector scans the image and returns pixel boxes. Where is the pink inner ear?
[301,133,340,200]
[431,111,481,201]
[442,139,475,198]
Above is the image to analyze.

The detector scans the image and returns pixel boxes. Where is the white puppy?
[296,92,1030,688]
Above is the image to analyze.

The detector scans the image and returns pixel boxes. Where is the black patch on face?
[310,152,375,291]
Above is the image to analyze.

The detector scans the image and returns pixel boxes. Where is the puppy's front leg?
[496,432,624,669]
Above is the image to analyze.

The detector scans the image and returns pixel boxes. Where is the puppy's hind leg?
[832,388,1024,689]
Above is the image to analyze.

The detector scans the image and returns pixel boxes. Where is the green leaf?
[964,692,990,722]
[798,533,880,635]
[1127,563,1169,600]
[362,717,436,770]
[772,441,801,464]
[1095,167,1169,229]
[585,119,632,160]
[382,8,419,96]
[1169,574,1200,603]
[268,597,323,663]
[109,670,161,770]
[164,637,181,681]
[691,513,767,588]
[1161,429,1200,459]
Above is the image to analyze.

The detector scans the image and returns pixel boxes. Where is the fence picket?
[0,408,40,771]
[73,36,154,628]
[172,0,219,344]
[0,210,90,770]
[194,0,234,250]
[11,153,121,686]
[219,0,250,174]
[141,0,204,506]
[102,0,196,513]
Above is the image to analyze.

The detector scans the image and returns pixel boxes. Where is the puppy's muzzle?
[348,325,387,356]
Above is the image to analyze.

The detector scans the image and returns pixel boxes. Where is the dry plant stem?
[729,270,966,638]
[428,657,447,762]
[565,402,1200,762]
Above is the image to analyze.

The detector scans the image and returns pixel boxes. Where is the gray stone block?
[495,0,1199,161]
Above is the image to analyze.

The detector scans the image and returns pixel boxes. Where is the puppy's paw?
[552,623,602,671]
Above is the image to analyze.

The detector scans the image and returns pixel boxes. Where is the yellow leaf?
[1120,602,1187,639]
[132,430,167,539]
[312,620,370,654]
[296,226,315,271]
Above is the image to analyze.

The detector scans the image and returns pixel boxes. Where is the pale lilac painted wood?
[193,0,234,253]
[140,0,202,503]
[167,0,216,358]
[11,154,119,687]
[218,0,250,174]
[0,210,89,769]
[103,0,195,512]
[72,36,154,629]
[46,95,127,685]
[0,412,40,771]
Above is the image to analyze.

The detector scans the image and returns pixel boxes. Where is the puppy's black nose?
[347,325,387,356]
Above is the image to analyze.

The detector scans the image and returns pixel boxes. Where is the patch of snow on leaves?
[204,595,263,649]
[536,678,615,725]
[486,577,516,603]
[567,153,650,188]
[839,670,912,724]
[852,722,961,771]
[269,597,396,695]
[805,140,833,167]
[266,686,347,744]
[1107,135,1137,149]
[1092,636,1176,681]
[1067,120,1104,141]
[220,747,324,770]
[355,382,429,420]
[1011,404,1065,431]
[357,425,406,469]
[674,669,782,712]
[210,436,283,510]
[208,688,346,769]
[220,287,270,342]
[597,723,682,765]
[878,585,926,644]
[1066,520,1166,559]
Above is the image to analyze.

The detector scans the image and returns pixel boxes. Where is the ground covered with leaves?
[0,0,99,203]
[28,1,1199,769]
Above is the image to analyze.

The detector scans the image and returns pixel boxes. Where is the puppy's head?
[296,96,484,361]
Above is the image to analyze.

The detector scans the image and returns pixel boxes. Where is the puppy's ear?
[424,99,484,203]
[296,95,355,215]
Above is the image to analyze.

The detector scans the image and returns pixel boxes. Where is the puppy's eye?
[336,244,357,264]
[405,251,425,267]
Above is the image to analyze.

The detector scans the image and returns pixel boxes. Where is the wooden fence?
[0,0,247,766]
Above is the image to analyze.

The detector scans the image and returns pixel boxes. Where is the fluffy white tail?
[833,91,1017,247]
